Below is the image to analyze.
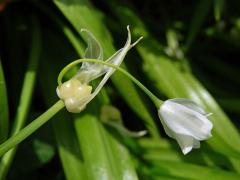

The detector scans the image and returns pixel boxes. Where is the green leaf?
[33,0,85,58]
[185,0,212,51]
[53,111,87,180]
[149,161,240,180]
[33,140,55,164]
[0,61,9,144]
[74,109,138,180]
[0,15,42,180]
[139,138,233,169]
[214,0,225,22]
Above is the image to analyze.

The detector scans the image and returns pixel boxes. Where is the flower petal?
[160,100,213,140]
[159,111,201,155]
[170,98,206,115]
[174,134,195,155]
[158,111,175,138]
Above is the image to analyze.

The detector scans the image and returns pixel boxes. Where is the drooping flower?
[158,98,213,155]
[57,26,142,113]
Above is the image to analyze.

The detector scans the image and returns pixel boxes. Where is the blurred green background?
[0,0,240,179]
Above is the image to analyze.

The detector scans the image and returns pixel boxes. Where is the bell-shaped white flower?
[57,26,142,113]
[158,98,213,155]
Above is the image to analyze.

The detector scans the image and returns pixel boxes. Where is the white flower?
[158,98,213,155]
[57,26,142,113]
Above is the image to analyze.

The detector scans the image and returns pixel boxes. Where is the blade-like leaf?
[214,0,225,22]
[149,161,240,180]
[74,109,138,180]
[0,61,8,144]
[185,0,212,51]
[138,138,233,169]
[0,16,41,180]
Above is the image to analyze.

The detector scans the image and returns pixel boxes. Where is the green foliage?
[0,0,240,179]
[0,61,9,144]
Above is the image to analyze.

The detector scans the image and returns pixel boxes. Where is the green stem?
[0,100,65,157]
[58,59,163,107]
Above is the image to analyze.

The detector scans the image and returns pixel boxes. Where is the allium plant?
[0,27,213,158]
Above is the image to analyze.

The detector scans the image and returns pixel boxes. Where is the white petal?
[160,101,213,140]
[158,111,175,138]
[175,134,194,155]
[183,146,192,155]
[170,98,206,115]
[159,110,201,154]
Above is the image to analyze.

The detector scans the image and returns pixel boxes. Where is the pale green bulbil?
[57,79,92,113]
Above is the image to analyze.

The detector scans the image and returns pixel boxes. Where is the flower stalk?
[0,100,64,157]
[0,59,161,157]
[58,58,162,108]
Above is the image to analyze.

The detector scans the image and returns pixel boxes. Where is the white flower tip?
[126,26,143,48]
[126,26,131,46]
[131,36,143,48]
[121,25,143,51]
[182,146,193,155]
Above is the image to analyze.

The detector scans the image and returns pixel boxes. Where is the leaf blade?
[0,61,9,144]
